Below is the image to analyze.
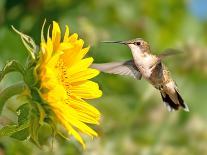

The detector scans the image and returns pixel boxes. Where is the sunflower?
[37,21,102,148]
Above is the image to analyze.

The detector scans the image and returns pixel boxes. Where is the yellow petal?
[68,69,100,83]
[58,106,98,137]
[60,42,73,51]
[68,33,78,43]
[69,97,101,119]
[64,25,70,42]
[47,51,63,67]
[44,38,53,62]
[70,80,102,99]
[67,57,93,75]
[52,21,61,51]
[41,19,46,42]
[63,46,90,67]
[57,113,86,149]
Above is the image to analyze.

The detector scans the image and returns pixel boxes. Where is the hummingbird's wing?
[91,60,142,80]
[151,48,183,68]
[158,48,182,60]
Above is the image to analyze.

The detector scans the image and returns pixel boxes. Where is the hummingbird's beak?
[101,40,128,45]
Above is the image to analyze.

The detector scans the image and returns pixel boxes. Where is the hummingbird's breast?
[134,54,158,79]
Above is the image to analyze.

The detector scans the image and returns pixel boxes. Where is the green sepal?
[37,123,53,146]
[12,26,37,61]
[29,107,41,148]
[0,60,25,82]
[44,117,57,136]
[36,103,46,125]
[44,114,70,141]
[44,112,60,141]
[30,87,42,102]
[24,67,38,87]
[30,138,42,149]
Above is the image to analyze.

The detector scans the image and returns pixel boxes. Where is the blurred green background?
[0,0,207,155]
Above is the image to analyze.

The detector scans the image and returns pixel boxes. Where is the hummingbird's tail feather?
[160,90,189,112]
[175,90,189,112]
[161,92,178,112]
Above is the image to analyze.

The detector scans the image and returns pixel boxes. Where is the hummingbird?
[92,38,189,112]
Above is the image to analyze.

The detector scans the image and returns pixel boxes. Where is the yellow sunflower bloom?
[37,21,102,148]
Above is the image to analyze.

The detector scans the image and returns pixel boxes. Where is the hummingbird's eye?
[134,42,141,46]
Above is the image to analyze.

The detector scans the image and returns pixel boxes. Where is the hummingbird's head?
[102,38,150,53]
[125,38,150,53]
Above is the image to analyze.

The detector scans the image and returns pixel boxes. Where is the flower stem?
[0,82,28,114]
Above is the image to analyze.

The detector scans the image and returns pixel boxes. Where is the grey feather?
[158,48,182,59]
[91,60,142,80]
[150,49,182,70]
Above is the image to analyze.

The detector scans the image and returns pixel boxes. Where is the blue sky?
[189,0,207,21]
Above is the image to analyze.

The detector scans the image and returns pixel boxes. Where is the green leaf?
[11,128,29,141]
[10,103,31,141]
[16,103,30,125]
[12,26,37,60]
[0,103,31,140]
[0,82,28,114]
[0,122,29,137]
[0,60,25,81]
